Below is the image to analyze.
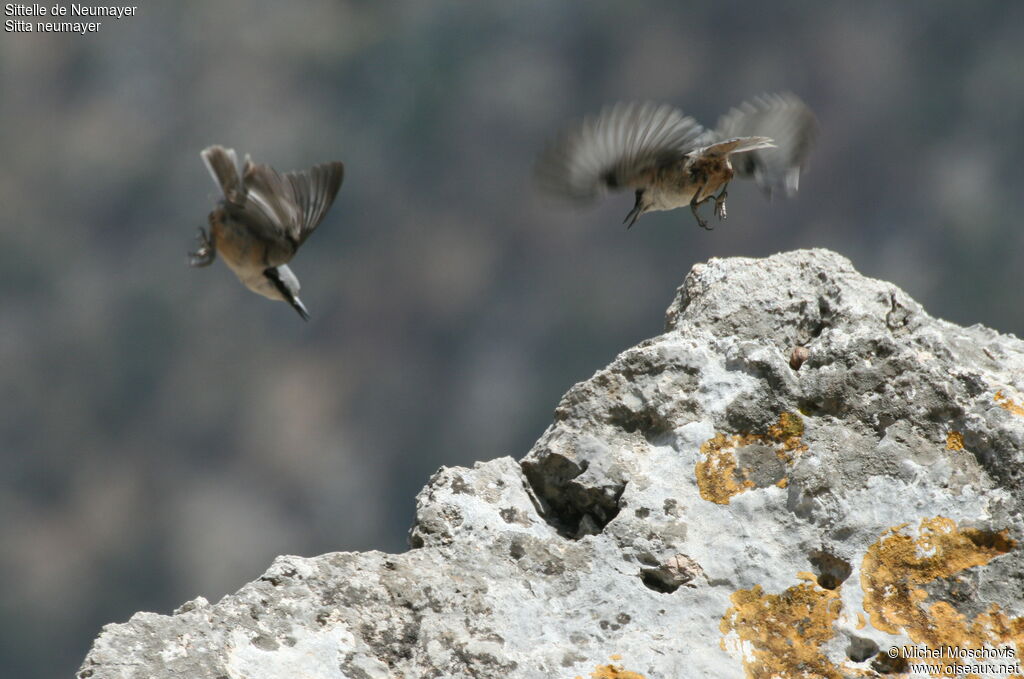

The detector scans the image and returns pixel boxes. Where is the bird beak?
[289,296,310,321]
[263,266,310,321]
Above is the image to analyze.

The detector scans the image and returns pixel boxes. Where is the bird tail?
[201,145,245,204]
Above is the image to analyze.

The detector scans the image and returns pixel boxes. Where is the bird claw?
[189,227,214,267]
[691,199,714,230]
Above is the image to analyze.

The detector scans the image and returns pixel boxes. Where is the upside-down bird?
[189,145,344,320]
[535,93,817,229]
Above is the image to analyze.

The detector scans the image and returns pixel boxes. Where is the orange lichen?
[721,581,848,678]
[695,432,757,504]
[767,411,806,451]
[861,517,1022,675]
[582,659,647,679]
[796,571,818,583]
[718,518,1020,679]
[945,431,965,451]
[995,390,1024,417]
[695,412,808,504]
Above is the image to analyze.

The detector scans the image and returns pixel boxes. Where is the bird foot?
[714,191,728,221]
[188,227,215,267]
[690,200,713,230]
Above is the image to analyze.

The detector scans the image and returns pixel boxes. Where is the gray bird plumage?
[190,146,345,320]
[535,93,817,228]
[536,102,705,202]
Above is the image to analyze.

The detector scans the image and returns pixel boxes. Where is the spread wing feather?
[713,93,818,198]
[536,102,705,202]
[286,162,344,245]
[201,145,344,245]
[242,158,302,240]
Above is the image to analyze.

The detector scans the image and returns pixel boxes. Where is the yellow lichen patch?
[587,661,646,679]
[767,411,806,451]
[695,412,808,504]
[995,390,1024,417]
[695,433,756,504]
[971,605,1024,649]
[861,517,1022,672]
[721,581,848,678]
[945,431,965,451]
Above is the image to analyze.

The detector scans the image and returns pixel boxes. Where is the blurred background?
[2,1,1023,676]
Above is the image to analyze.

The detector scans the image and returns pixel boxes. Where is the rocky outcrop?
[79,249,1024,679]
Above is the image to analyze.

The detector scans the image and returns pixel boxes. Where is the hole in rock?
[846,636,879,663]
[809,550,851,590]
[606,404,672,441]
[872,650,908,674]
[639,555,703,594]
[640,568,681,594]
[521,456,624,539]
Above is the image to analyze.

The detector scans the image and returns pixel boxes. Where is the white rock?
[78,250,1024,679]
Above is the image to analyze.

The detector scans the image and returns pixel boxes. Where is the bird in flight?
[189,146,344,320]
[535,93,817,229]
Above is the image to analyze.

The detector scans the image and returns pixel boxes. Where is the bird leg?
[714,185,729,221]
[623,190,645,229]
[689,193,712,231]
[189,227,216,267]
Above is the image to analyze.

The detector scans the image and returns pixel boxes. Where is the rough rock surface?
[79,249,1024,679]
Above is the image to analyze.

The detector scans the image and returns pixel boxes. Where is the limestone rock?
[79,249,1024,679]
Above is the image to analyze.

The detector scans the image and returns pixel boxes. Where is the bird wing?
[712,93,818,198]
[536,102,705,202]
[240,158,344,245]
[283,161,345,245]
[240,157,304,242]
[698,136,776,158]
